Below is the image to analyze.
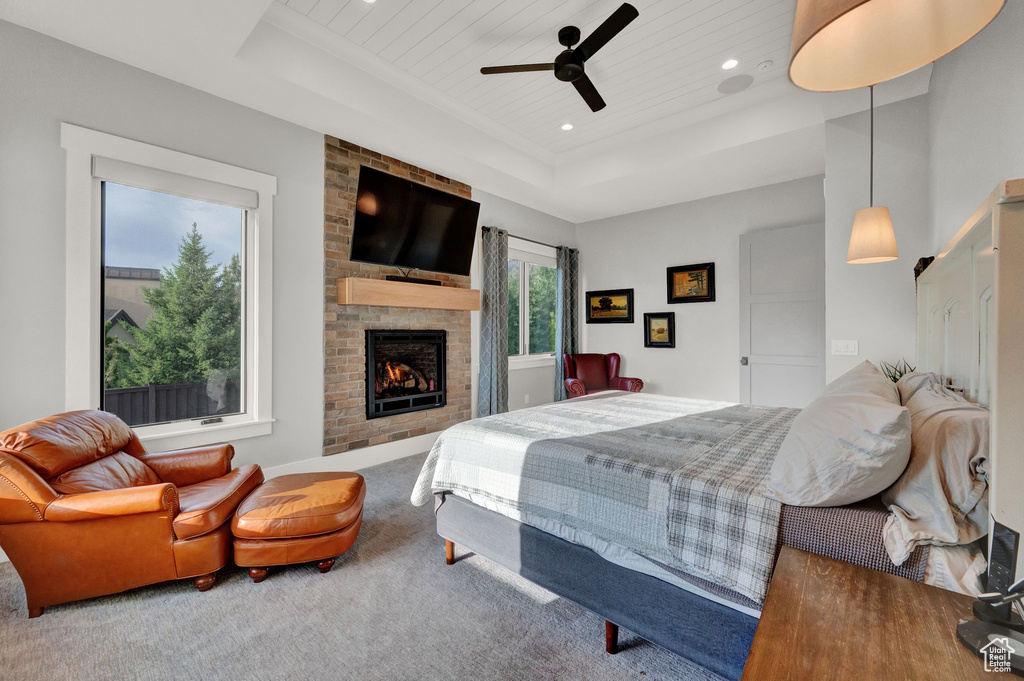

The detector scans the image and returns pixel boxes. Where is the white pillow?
[881,383,989,565]
[767,362,911,507]
[822,360,900,402]
[895,371,941,405]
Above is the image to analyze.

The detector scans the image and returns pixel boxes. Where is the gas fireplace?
[365,330,446,419]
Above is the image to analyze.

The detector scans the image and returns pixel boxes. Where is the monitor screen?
[350,166,480,277]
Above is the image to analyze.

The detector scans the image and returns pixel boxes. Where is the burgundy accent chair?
[563,353,644,398]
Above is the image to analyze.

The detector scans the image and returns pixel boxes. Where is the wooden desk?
[742,547,989,680]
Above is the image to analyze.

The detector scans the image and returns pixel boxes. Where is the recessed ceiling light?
[721,59,739,70]
[561,123,574,131]
[363,0,376,4]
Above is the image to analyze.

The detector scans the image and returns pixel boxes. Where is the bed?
[412,392,928,680]
[412,180,1024,681]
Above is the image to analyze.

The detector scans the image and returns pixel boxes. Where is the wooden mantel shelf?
[337,277,480,311]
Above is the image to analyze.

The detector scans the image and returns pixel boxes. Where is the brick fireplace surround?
[323,135,473,455]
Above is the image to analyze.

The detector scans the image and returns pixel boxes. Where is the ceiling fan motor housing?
[554,50,584,82]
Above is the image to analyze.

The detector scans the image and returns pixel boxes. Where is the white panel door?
[739,223,825,407]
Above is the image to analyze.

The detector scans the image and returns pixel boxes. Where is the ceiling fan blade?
[573,3,639,62]
[480,63,556,75]
[572,74,606,112]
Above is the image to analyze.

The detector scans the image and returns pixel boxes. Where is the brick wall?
[323,135,473,455]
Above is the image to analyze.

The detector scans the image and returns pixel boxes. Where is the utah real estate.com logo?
[981,637,1015,673]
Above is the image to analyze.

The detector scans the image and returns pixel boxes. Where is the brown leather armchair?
[0,410,264,617]
[563,353,644,398]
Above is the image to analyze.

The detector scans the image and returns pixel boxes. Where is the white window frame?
[61,123,276,450]
[508,237,557,370]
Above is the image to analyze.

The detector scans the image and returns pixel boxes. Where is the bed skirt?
[436,493,756,681]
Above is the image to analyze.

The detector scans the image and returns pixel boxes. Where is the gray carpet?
[0,453,723,681]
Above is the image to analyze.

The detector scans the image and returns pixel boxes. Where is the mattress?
[446,488,764,618]
[439,490,943,618]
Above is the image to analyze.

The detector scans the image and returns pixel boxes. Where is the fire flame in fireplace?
[376,361,429,395]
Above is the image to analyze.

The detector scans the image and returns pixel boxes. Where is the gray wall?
[0,21,325,469]
[576,176,825,402]
[473,190,576,412]
[507,367,557,411]
[928,1,1024,251]
[824,95,931,381]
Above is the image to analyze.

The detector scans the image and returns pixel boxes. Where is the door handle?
[740,357,749,366]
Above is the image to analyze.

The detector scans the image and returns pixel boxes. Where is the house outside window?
[61,123,276,450]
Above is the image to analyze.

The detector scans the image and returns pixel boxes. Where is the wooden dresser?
[742,547,990,680]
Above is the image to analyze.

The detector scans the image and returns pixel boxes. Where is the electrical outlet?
[831,340,859,356]
[524,393,530,404]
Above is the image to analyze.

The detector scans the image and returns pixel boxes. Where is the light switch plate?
[831,340,859,356]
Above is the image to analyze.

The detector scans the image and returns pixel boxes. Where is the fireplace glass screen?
[366,330,446,419]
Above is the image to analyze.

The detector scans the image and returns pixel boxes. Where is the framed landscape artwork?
[667,262,715,304]
[643,312,675,348]
[585,288,634,323]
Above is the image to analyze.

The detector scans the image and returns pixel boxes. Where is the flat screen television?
[350,166,480,277]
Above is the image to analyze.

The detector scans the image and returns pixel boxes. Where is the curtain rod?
[480,226,565,251]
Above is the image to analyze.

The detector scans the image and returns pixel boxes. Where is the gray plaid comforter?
[411,391,799,604]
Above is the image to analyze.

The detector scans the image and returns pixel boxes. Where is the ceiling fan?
[479,3,640,113]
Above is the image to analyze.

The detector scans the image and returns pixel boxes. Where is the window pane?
[507,259,520,356]
[102,182,244,427]
[528,263,556,354]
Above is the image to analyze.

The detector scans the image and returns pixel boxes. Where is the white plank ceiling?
[277,0,796,154]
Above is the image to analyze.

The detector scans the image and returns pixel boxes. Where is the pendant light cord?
[869,84,874,208]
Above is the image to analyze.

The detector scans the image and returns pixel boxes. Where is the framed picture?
[643,312,675,348]
[585,288,634,323]
[667,262,715,304]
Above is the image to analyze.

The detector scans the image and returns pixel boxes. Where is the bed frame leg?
[605,620,619,654]
[445,539,455,566]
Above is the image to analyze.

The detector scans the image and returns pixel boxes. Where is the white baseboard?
[261,431,438,478]
[0,433,438,565]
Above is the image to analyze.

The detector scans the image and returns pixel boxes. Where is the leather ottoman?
[231,472,365,582]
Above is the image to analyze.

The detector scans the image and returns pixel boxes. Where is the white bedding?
[924,540,987,596]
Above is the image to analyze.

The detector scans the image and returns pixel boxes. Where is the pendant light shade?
[790,0,1005,92]
[848,207,898,263]
[847,85,897,264]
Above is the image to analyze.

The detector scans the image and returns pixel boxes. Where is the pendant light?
[789,0,1005,92]
[847,86,897,264]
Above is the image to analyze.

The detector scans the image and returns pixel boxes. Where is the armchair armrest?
[565,378,587,398]
[610,377,644,393]
[137,444,234,487]
[44,483,178,522]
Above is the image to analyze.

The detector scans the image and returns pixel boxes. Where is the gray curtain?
[554,247,580,401]
[478,227,509,416]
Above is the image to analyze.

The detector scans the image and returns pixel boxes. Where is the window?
[62,123,276,450]
[507,239,557,364]
[102,183,245,427]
